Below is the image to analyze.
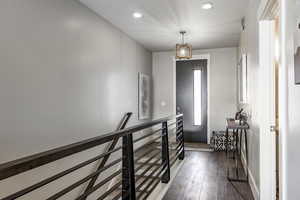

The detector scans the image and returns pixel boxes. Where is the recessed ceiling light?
[202,2,213,10]
[133,12,143,19]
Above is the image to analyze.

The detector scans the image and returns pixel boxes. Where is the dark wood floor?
[163,151,254,200]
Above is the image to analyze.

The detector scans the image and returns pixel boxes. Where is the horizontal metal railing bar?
[176,144,184,155]
[136,163,166,199]
[133,135,161,155]
[135,148,160,164]
[176,126,183,131]
[111,192,122,200]
[177,120,183,124]
[170,153,180,167]
[135,158,162,185]
[0,114,183,180]
[75,170,122,200]
[170,149,183,167]
[46,158,122,200]
[111,192,123,200]
[176,129,183,135]
[136,161,164,195]
[135,151,161,174]
[168,120,182,128]
[115,187,149,194]
[118,187,149,193]
[0,147,122,200]
[176,133,183,142]
[133,129,162,143]
[176,126,183,132]
[135,174,160,180]
[170,145,183,162]
[136,162,161,167]
[96,181,122,200]
[168,121,177,127]
[168,126,176,133]
[142,177,161,200]
[169,150,179,163]
[175,140,184,150]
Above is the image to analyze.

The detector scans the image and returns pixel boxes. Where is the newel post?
[122,133,136,200]
[161,121,171,183]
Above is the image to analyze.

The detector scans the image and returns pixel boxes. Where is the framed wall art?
[138,73,151,120]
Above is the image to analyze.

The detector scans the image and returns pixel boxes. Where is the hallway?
[163,151,254,200]
[1,0,299,199]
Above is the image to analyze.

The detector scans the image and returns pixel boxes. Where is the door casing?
[172,54,211,144]
[259,20,277,200]
[258,0,283,199]
[176,60,208,143]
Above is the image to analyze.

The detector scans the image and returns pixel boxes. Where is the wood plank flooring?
[163,151,254,200]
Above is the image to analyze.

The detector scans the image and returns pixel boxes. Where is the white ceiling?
[79,0,248,51]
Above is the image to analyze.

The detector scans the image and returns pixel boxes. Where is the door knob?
[270,125,278,132]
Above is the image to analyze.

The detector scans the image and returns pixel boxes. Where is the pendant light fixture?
[176,31,192,59]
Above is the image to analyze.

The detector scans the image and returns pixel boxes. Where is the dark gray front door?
[176,60,208,143]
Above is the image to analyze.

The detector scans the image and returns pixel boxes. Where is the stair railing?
[82,112,132,200]
[0,114,184,200]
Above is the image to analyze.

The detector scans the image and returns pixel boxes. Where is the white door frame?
[172,54,211,144]
[258,1,286,200]
[259,20,277,200]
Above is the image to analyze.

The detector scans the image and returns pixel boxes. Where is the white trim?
[259,20,277,200]
[258,0,279,20]
[241,152,260,200]
[172,54,211,144]
[279,1,288,199]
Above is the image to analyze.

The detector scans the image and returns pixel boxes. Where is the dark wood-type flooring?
[163,151,254,200]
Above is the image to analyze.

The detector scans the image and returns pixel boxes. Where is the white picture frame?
[138,73,151,120]
[238,54,248,103]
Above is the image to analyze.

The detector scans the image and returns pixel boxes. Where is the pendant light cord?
[180,31,186,44]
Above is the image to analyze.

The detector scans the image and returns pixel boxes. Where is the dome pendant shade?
[176,31,192,59]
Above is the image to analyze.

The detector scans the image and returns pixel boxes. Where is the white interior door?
[259,20,276,200]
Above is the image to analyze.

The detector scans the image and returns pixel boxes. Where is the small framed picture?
[138,73,151,120]
[238,54,248,103]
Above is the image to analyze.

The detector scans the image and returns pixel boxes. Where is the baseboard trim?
[185,147,213,152]
[241,152,260,200]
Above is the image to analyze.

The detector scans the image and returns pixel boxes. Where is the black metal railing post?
[178,117,185,160]
[161,121,170,183]
[122,133,136,200]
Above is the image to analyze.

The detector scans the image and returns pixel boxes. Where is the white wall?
[238,0,261,198]
[152,47,237,135]
[282,0,300,199]
[0,0,152,198]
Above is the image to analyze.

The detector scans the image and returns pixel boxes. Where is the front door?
[176,60,208,143]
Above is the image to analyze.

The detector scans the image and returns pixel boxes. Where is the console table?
[226,118,250,182]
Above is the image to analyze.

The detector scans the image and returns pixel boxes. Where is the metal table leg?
[226,128,229,157]
[245,129,249,181]
[235,129,239,179]
[227,128,248,182]
[239,129,242,156]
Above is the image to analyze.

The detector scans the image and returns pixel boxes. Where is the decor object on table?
[138,73,151,120]
[176,31,192,59]
[210,131,236,151]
